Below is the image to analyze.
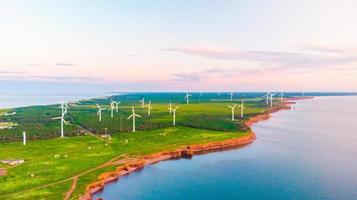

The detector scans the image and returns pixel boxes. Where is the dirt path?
[63,154,134,200]
[64,176,78,200]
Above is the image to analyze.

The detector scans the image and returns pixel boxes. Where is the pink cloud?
[162,46,357,69]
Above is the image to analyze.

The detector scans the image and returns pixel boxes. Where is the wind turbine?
[228,104,238,121]
[184,92,192,104]
[108,100,115,118]
[139,98,145,108]
[168,102,172,114]
[269,93,275,107]
[127,106,141,132]
[230,92,234,101]
[237,100,245,118]
[172,105,180,126]
[279,92,284,102]
[53,111,68,138]
[96,104,105,122]
[22,131,26,145]
[145,100,153,116]
[261,92,270,105]
[58,102,68,115]
[114,101,121,112]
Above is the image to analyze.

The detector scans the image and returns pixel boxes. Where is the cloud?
[55,63,76,66]
[171,73,201,82]
[128,54,143,57]
[27,75,100,83]
[0,71,25,74]
[301,44,346,53]
[28,64,44,67]
[162,46,357,69]
[0,73,102,83]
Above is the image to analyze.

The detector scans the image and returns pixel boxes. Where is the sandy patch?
[0,168,7,176]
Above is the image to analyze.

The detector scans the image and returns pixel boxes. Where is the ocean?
[93,96,357,200]
[0,93,106,109]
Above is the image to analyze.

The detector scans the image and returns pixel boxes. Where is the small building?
[4,112,16,116]
[1,159,24,166]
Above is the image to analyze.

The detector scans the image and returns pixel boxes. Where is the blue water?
[0,93,106,109]
[94,96,357,200]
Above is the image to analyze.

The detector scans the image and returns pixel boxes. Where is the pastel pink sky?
[1,0,357,92]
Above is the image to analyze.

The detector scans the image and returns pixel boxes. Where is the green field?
[0,93,278,199]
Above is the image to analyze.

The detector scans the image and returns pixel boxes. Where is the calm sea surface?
[0,93,106,109]
[94,96,357,200]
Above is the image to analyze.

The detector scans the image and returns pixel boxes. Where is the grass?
[0,93,276,199]
[0,127,249,199]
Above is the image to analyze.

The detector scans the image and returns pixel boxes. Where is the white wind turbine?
[145,100,153,116]
[279,92,284,102]
[22,131,26,145]
[237,99,245,118]
[184,92,192,104]
[230,92,234,101]
[58,102,68,115]
[168,102,172,114]
[139,98,145,108]
[108,100,115,118]
[172,105,180,126]
[228,104,238,121]
[53,110,68,138]
[96,103,105,122]
[263,92,270,105]
[269,93,275,107]
[114,100,121,112]
[127,106,141,132]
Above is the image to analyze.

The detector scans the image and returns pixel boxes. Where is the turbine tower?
[280,92,284,102]
[108,100,115,118]
[172,105,180,126]
[168,102,172,114]
[114,101,121,112]
[22,131,26,145]
[139,98,145,108]
[96,104,105,122]
[145,100,153,116]
[228,104,238,121]
[269,93,275,107]
[263,92,270,105]
[230,92,234,101]
[53,111,68,138]
[184,92,192,104]
[237,100,245,118]
[127,106,141,132]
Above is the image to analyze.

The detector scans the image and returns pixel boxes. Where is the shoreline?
[80,98,302,200]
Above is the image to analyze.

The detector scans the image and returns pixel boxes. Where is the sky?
[1,0,357,93]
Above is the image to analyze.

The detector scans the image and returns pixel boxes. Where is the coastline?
[79,98,304,200]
